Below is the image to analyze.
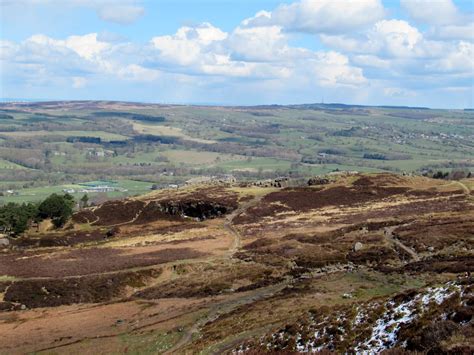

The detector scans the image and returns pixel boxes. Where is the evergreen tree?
[38,193,75,228]
[80,194,89,208]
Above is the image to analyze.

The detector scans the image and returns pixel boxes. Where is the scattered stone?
[354,242,364,252]
[106,227,120,238]
[0,238,10,247]
[308,177,330,186]
[20,304,26,310]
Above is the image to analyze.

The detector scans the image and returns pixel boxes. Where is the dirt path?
[224,195,264,256]
[384,225,420,262]
[91,201,150,227]
[454,181,471,195]
[163,262,356,355]
[444,181,471,195]
[164,195,273,354]
[163,280,289,355]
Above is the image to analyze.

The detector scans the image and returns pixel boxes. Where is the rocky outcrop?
[158,200,232,220]
[307,176,330,186]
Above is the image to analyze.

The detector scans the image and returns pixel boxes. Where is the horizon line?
[2,98,473,111]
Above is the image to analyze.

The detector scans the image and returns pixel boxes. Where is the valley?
[0,101,473,205]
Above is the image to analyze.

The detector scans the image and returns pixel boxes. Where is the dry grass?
[1,173,473,354]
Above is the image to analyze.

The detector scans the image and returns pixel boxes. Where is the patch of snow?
[356,299,417,352]
[355,283,462,353]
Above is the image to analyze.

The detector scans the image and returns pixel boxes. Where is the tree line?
[0,193,76,236]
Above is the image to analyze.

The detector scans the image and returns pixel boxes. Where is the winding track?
[384,225,420,262]
[164,194,266,354]
[223,194,264,256]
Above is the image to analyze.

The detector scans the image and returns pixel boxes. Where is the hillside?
[0,101,473,204]
[0,173,473,353]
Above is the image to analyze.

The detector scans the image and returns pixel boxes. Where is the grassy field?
[0,159,27,170]
[0,101,472,203]
[0,179,152,204]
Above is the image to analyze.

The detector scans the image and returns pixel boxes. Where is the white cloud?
[25,33,109,62]
[147,22,366,88]
[427,22,474,41]
[321,20,425,58]
[244,0,385,34]
[0,40,17,60]
[311,51,367,87]
[425,41,474,73]
[352,54,390,69]
[1,1,472,107]
[151,23,227,66]
[226,25,295,62]
[65,33,110,60]
[400,0,463,26]
[319,17,474,93]
[372,20,423,58]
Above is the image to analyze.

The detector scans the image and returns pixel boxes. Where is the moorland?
[0,101,473,353]
[0,172,473,353]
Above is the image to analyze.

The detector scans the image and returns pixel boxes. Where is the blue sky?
[1,0,473,108]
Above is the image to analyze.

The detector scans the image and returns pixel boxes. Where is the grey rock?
[354,242,364,252]
[0,238,10,247]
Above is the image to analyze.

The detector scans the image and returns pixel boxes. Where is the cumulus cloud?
[244,0,385,34]
[320,17,474,94]
[147,22,366,87]
[226,25,290,62]
[321,20,425,58]
[1,32,150,88]
[1,0,472,107]
[151,23,227,66]
[311,51,367,87]
[400,0,463,26]
[400,0,473,44]
[427,22,474,41]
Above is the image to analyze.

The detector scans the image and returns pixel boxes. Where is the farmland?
[0,101,473,204]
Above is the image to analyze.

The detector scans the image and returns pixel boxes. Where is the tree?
[80,194,89,208]
[38,193,75,228]
[0,202,38,236]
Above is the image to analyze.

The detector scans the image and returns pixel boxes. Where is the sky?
[1,0,473,108]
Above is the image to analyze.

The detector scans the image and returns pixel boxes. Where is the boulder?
[308,177,330,186]
[0,238,10,248]
[353,242,363,252]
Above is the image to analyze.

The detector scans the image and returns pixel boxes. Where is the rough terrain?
[0,173,473,354]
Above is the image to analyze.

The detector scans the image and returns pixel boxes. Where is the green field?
[1,180,152,204]
[0,101,473,203]
[0,159,27,170]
